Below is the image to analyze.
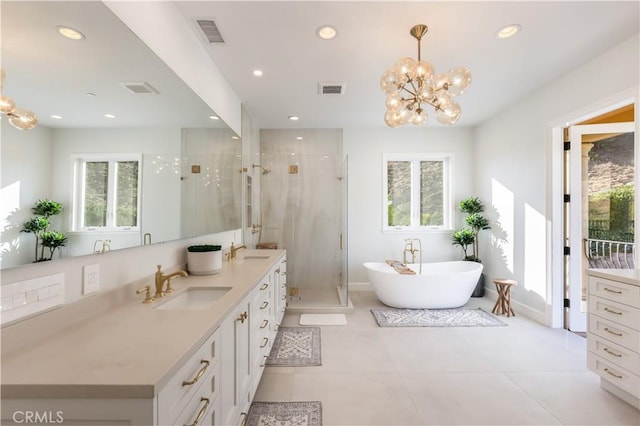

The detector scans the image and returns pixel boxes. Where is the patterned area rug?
[247,401,322,426]
[266,327,321,366]
[371,307,507,327]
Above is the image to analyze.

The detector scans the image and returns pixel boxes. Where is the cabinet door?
[220,295,252,426]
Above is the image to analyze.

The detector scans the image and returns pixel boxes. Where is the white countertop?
[587,268,640,286]
[1,249,285,399]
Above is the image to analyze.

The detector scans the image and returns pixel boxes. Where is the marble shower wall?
[259,129,345,292]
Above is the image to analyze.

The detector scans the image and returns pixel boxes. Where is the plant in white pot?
[187,245,222,275]
[451,196,490,297]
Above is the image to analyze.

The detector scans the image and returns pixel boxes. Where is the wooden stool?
[492,279,517,317]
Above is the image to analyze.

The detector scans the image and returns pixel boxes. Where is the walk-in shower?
[257,129,349,311]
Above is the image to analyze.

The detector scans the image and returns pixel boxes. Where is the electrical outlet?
[83,264,100,295]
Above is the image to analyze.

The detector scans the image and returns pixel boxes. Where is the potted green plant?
[21,199,67,262]
[452,196,490,296]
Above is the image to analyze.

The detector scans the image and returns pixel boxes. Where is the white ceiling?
[173,0,639,129]
[2,2,638,131]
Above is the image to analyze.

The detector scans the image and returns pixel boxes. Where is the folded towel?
[385,260,416,275]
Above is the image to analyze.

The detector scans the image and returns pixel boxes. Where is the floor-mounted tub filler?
[363,261,483,309]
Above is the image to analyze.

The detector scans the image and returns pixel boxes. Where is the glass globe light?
[380,70,402,95]
[433,73,450,91]
[9,108,38,130]
[435,101,461,125]
[384,111,402,128]
[385,93,404,112]
[0,95,16,115]
[415,60,434,81]
[410,109,428,126]
[447,67,472,96]
[395,57,417,80]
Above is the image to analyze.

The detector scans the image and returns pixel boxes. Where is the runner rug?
[371,307,507,327]
[266,327,321,366]
[246,401,322,426]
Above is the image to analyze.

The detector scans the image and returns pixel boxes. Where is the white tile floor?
[254,290,640,425]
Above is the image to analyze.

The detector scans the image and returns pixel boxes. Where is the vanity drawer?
[589,314,640,352]
[589,275,640,306]
[589,295,640,331]
[158,327,220,425]
[588,334,640,374]
[588,354,640,399]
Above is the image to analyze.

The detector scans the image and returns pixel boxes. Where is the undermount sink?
[154,287,231,310]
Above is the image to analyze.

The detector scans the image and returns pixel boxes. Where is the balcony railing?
[583,238,635,269]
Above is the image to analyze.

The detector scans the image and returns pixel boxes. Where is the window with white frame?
[72,154,142,231]
[383,153,452,231]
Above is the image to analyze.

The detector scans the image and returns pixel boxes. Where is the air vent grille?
[318,82,346,95]
[122,82,159,94]
[197,19,225,43]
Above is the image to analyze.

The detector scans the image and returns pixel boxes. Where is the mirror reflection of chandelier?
[380,24,471,127]
[0,69,38,130]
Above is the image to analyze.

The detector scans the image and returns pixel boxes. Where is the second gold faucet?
[154,265,188,298]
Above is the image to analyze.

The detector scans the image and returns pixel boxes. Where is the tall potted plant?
[452,196,490,296]
[21,199,67,262]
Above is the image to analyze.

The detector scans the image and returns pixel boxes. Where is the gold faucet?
[229,242,247,260]
[154,265,188,298]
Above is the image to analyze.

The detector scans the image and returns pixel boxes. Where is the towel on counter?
[385,260,416,275]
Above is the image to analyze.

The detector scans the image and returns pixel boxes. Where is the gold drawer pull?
[604,327,623,337]
[604,347,623,357]
[185,397,210,426]
[260,319,269,329]
[604,368,623,379]
[275,268,281,274]
[240,412,248,426]
[603,287,623,294]
[260,283,269,291]
[604,307,623,315]
[182,360,210,386]
[260,301,269,309]
[260,355,269,367]
[237,311,248,323]
[260,337,269,348]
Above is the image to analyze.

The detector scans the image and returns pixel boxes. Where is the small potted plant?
[187,244,222,275]
[452,196,490,296]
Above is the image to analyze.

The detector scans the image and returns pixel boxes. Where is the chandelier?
[0,69,38,130]
[381,24,471,127]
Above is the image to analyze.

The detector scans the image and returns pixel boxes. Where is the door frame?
[548,87,638,328]
[567,122,635,332]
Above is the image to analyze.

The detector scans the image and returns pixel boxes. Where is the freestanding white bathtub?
[363,261,483,309]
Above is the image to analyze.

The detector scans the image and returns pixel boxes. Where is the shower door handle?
[339,233,343,250]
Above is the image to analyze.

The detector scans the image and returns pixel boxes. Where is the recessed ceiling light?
[232,136,240,140]
[252,69,263,77]
[316,25,337,40]
[50,115,63,120]
[288,116,299,121]
[496,24,521,39]
[296,136,303,140]
[209,115,220,120]
[57,25,85,40]
[104,114,116,119]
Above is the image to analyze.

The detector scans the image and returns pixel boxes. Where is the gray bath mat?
[247,401,322,426]
[266,327,321,366]
[371,307,506,327]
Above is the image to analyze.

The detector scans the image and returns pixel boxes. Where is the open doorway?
[562,104,636,332]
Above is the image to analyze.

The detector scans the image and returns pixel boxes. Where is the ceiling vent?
[122,82,159,94]
[196,19,225,43]
[318,82,346,95]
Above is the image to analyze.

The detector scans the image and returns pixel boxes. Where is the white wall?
[344,127,476,284]
[473,34,639,323]
[1,125,53,268]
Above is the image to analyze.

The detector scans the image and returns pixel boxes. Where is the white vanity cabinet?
[587,269,640,409]
[157,328,220,426]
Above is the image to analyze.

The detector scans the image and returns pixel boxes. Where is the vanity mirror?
[0,1,242,269]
